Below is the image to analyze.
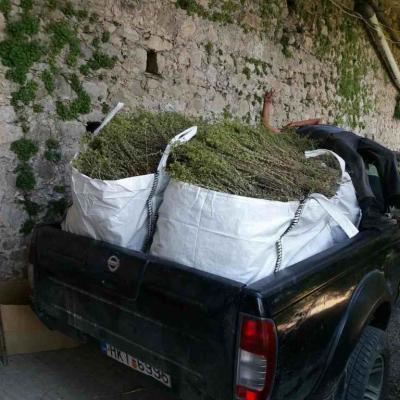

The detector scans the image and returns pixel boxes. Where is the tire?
[343,326,389,400]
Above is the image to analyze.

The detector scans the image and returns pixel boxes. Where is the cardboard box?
[0,280,78,360]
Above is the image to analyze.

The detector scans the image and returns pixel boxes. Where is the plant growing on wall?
[294,0,377,128]
[0,0,117,235]
[177,0,377,129]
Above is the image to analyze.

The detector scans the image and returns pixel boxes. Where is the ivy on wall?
[294,0,378,129]
[177,0,379,129]
[0,0,117,235]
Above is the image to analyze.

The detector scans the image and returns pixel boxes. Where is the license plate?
[101,343,172,388]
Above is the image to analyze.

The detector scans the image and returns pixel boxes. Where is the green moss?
[20,218,35,235]
[21,122,30,133]
[175,0,284,34]
[46,138,59,150]
[77,9,88,20]
[242,66,251,80]
[253,93,262,104]
[20,0,33,12]
[176,0,242,25]
[280,35,293,58]
[56,74,91,120]
[10,137,38,161]
[61,5,88,20]
[69,73,81,92]
[0,38,42,84]
[295,0,374,128]
[11,80,38,106]
[89,12,98,23]
[244,57,268,76]
[48,21,81,65]
[259,0,281,20]
[92,37,100,48]
[44,149,61,162]
[21,198,41,216]
[101,102,110,114]
[54,185,65,193]
[79,63,90,76]
[176,0,208,17]
[56,92,91,120]
[223,105,232,119]
[66,41,80,66]
[41,69,55,93]
[204,41,213,58]
[61,1,75,16]
[15,162,36,191]
[101,30,110,43]
[47,0,57,9]
[45,198,68,221]
[0,0,11,17]
[209,3,235,24]
[86,51,117,70]
[7,15,39,37]
[314,32,331,59]
[33,103,43,113]
[242,111,251,124]
[335,18,372,128]
[44,138,61,162]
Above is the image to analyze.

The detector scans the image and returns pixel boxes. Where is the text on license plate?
[101,343,172,388]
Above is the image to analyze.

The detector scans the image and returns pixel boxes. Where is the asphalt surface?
[388,303,400,400]
[0,307,399,400]
[0,344,173,400]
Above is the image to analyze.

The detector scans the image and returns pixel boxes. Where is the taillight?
[236,316,277,400]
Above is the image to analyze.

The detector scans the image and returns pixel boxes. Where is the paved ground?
[0,344,173,400]
[0,306,399,400]
[388,303,400,400]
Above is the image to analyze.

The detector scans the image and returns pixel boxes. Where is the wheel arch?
[369,301,392,331]
[311,269,392,397]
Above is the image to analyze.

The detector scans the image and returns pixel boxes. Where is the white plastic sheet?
[62,125,198,251]
[150,150,361,284]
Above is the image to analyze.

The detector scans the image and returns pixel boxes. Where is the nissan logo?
[107,255,120,272]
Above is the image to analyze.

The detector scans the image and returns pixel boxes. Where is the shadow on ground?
[1,344,174,400]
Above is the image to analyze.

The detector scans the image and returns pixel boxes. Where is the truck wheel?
[343,326,389,400]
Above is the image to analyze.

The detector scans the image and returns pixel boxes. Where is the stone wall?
[0,0,399,279]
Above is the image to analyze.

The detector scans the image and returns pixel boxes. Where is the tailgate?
[31,226,245,400]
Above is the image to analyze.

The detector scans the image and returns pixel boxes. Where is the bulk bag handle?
[275,149,359,273]
[157,126,198,172]
[305,149,359,239]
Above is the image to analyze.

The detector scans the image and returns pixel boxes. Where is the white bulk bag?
[62,125,198,251]
[150,150,361,284]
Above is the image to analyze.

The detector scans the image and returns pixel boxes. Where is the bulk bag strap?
[274,198,308,273]
[143,126,198,251]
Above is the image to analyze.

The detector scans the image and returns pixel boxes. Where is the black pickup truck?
[30,223,400,400]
